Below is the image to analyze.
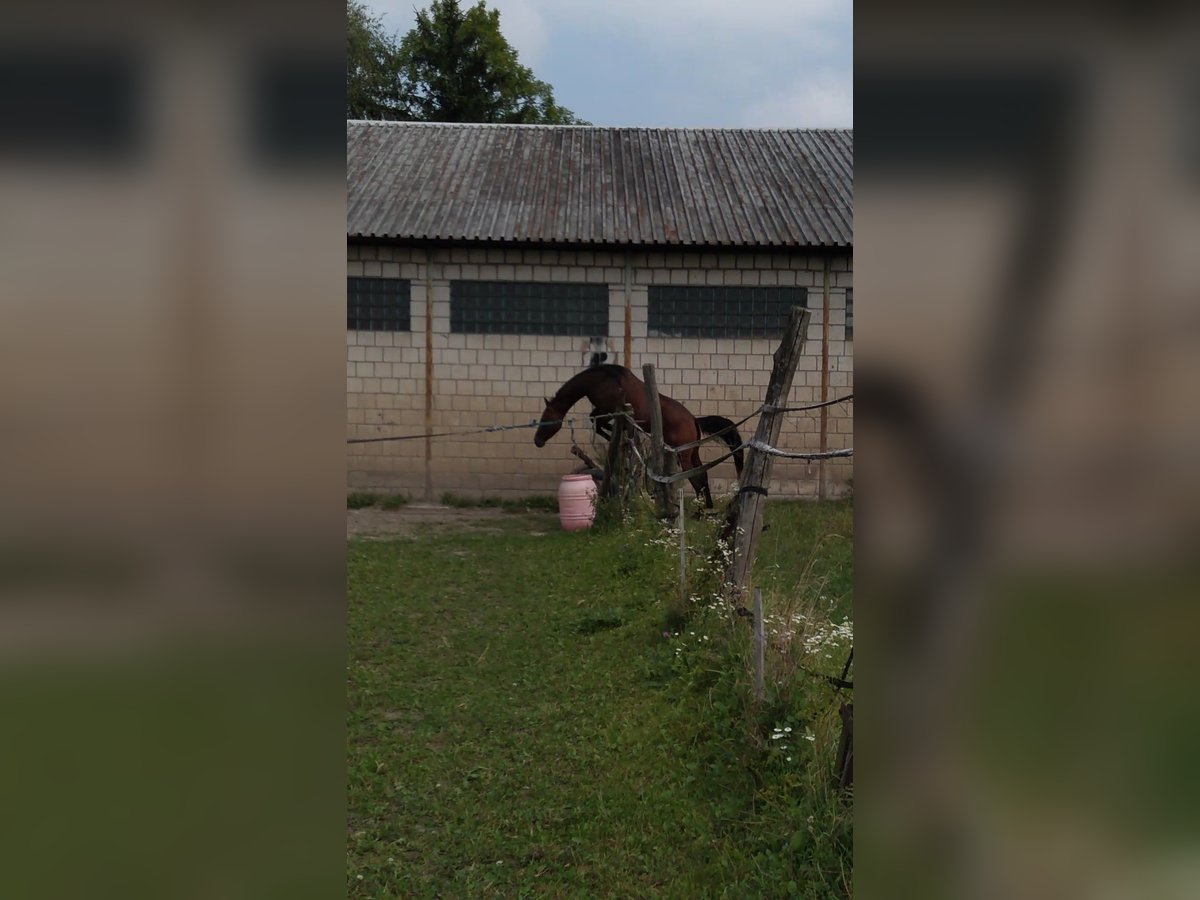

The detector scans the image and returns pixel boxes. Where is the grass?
[347,492,410,510]
[440,491,560,514]
[350,491,558,514]
[348,498,852,897]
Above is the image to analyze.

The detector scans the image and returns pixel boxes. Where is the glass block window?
[845,288,853,341]
[347,277,411,331]
[648,286,806,339]
[451,281,608,336]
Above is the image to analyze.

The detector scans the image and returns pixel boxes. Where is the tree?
[347,0,586,124]
[347,0,407,120]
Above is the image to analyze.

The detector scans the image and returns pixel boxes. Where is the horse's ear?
[544,396,551,406]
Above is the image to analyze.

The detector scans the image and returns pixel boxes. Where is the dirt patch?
[347,504,558,538]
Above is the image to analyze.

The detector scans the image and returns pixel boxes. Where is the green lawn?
[348,500,852,898]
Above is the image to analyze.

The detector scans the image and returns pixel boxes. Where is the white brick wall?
[347,244,852,499]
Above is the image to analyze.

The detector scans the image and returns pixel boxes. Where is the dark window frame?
[450,280,608,336]
[648,285,807,339]
[347,276,411,332]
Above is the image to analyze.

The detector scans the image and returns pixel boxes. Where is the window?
[648,286,806,339]
[249,54,346,167]
[845,288,853,341]
[451,281,608,336]
[347,277,411,331]
[0,50,144,162]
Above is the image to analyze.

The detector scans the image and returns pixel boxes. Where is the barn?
[346,120,853,501]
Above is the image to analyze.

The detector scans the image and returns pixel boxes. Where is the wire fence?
[345,394,854,488]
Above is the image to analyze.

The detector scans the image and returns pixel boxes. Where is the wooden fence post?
[726,307,811,606]
[836,702,853,789]
[642,364,675,516]
[602,406,631,504]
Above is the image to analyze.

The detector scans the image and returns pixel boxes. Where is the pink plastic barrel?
[558,474,598,531]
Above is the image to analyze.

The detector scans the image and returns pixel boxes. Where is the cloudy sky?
[364,0,852,127]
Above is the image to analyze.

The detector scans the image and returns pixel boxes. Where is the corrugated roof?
[347,121,852,248]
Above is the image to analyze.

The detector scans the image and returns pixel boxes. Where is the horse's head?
[534,396,563,447]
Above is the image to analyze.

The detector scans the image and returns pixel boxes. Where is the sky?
[364,0,852,128]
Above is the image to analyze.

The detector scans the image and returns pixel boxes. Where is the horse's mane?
[587,364,633,380]
[552,364,631,404]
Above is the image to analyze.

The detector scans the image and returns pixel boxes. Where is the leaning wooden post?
[642,364,675,516]
[726,307,811,606]
[602,406,630,504]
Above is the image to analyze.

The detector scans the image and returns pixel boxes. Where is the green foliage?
[346,0,407,119]
[378,493,410,510]
[347,0,586,124]
[346,492,379,509]
[400,0,586,124]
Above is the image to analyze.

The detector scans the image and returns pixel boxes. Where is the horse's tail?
[695,415,745,476]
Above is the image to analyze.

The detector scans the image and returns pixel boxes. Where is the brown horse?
[534,365,743,508]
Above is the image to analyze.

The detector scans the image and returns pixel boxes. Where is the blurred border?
[0,3,346,897]
[857,4,1200,898]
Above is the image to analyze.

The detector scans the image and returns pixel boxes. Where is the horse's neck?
[556,370,611,410]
